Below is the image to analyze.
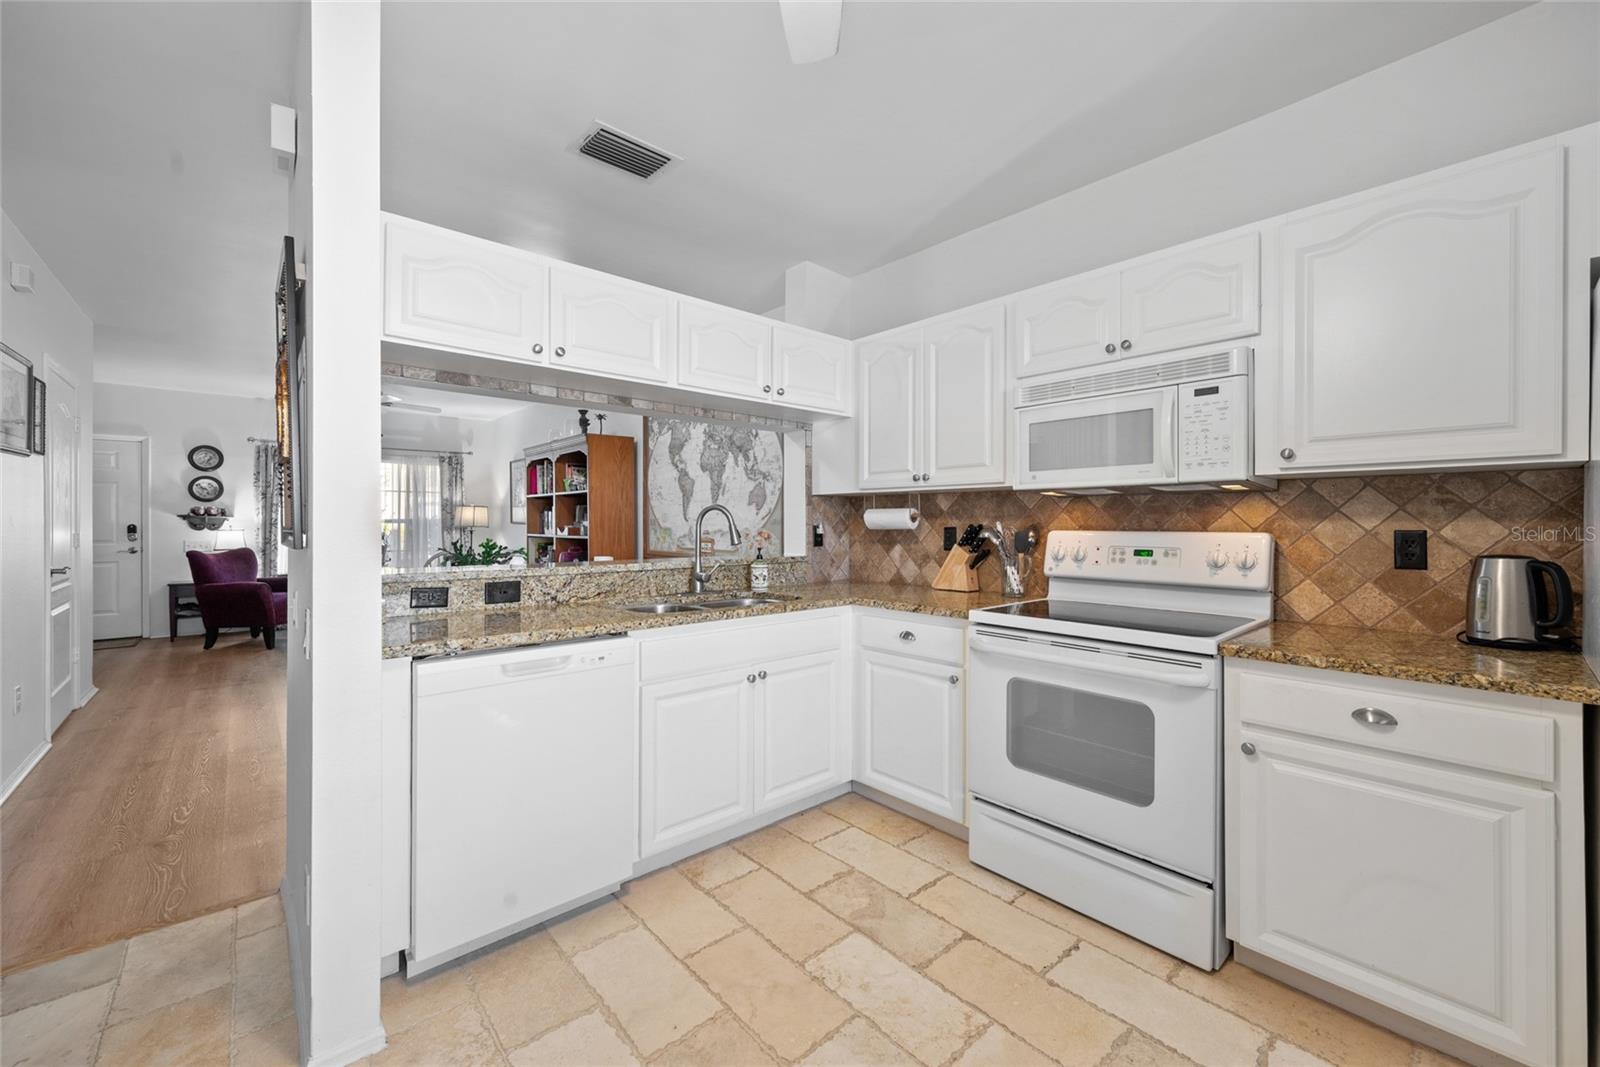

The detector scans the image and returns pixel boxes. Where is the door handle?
[1351,707,1398,729]
[50,567,70,575]
[121,548,139,555]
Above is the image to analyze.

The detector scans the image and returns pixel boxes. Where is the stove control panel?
[1043,530,1273,590]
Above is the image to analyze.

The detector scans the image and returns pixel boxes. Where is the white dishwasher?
[411,637,635,973]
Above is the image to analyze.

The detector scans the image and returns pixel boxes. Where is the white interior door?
[92,438,145,639]
[47,366,79,732]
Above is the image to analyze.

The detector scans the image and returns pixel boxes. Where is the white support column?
[782,260,853,337]
[282,2,384,1065]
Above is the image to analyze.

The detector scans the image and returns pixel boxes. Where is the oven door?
[967,627,1218,882]
[1015,386,1177,490]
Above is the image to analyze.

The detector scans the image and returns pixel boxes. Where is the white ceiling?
[382,1,1522,315]
[382,382,532,422]
[2,1,298,398]
[2,2,1521,400]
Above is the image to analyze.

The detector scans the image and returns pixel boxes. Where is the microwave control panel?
[1177,377,1249,482]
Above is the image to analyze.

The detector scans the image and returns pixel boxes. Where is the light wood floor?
[1,633,285,974]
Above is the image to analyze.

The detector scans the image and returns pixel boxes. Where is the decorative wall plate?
[188,444,224,471]
[188,475,224,502]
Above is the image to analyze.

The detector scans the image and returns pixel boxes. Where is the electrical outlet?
[1394,529,1428,570]
[484,580,521,605]
[812,524,824,548]
[410,586,449,609]
[943,526,958,551]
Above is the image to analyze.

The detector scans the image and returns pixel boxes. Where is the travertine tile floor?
[1,795,1458,1067]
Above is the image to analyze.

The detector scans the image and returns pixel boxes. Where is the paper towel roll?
[863,508,921,531]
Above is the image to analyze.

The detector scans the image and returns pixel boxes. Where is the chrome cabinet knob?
[1351,707,1398,728]
[1120,339,1131,350]
[911,473,922,482]
[747,674,757,684]
[555,346,566,358]
[1279,447,1295,461]
[776,388,785,396]
[949,674,959,685]
[1240,741,1256,756]
[1104,343,1116,354]
[899,630,916,642]
[763,385,772,393]
[758,669,768,680]
[532,343,544,355]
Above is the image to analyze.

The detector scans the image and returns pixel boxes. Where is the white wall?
[1,213,95,799]
[848,2,1600,335]
[94,383,276,637]
[283,4,386,1065]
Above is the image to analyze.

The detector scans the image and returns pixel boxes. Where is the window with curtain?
[380,456,444,568]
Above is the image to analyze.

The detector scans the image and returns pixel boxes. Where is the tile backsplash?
[811,468,1586,637]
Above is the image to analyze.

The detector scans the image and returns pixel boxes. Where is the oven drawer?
[857,611,966,666]
[1226,660,1556,782]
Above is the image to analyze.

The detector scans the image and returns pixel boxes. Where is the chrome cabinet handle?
[747,674,757,684]
[758,669,768,680]
[554,346,566,358]
[1279,447,1295,461]
[1120,339,1131,350]
[899,630,916,642]
[1240,741,1256,756]
[532,343,544,355]
[949,674,959,685]
[1351,707,1398,728]
[1104,343,1116,354]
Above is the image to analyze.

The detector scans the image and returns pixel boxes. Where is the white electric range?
[965,529,1274,970]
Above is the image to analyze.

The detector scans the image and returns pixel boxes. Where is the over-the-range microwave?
[1013,346,1272,492]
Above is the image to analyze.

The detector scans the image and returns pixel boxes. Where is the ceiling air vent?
[577,123,674,180]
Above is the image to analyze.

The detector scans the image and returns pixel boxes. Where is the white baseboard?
[282,876,390,1067]
[305,1027,387,1067]
[0,741,50,805]
[76,685,99,710]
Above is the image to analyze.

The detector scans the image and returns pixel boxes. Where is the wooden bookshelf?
[523,433,636,564]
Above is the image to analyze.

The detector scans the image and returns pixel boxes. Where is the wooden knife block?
[932,545,980,592]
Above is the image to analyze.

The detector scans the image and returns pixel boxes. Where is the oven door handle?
[969,633,1213,689]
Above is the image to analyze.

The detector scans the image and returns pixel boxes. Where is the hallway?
[1,633,285,974]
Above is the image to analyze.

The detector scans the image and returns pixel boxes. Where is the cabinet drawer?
[1228,661,1555,782]
[857,611,965,665]
[638,613,842,683]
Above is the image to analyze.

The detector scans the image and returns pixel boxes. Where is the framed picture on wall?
[30,375,46,455]
[509,458,528,524]
[0,342,32,457]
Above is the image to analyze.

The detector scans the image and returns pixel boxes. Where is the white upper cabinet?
[1009,233,1260,379]
[922,304,1006,487]
[547,264,675,384]
[1263,143,1565,474]
[1010,269,1119,377]
[383,215,549,363]
[773,325,851,414]
[677,301,772,399]
[857,329,923,489]
[1120,232,1260,357]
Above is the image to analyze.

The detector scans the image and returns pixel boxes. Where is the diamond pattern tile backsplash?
[807,468,1585,636]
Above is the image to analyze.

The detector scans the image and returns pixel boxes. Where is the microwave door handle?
[969,634,1211,688]
[1157,391,1177,479]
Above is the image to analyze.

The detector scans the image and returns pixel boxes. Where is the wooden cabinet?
[754,651,848,813]
[548,264,675,383]
[1225,659,1582,1066]
[856,305,1005,491]
[1261,143,1565,474]
[677,301,772,399]
[640,669,754,856]
[1009,233,1258,378]
[854,623,965,822]
[383,215,548,363]
[773,325,850,414]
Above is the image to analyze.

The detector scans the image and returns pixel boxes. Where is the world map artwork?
[645,417,783,556]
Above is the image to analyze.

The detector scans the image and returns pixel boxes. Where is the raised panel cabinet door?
[754,651,847,813]
[1233,731,1555,1065]
[855,650,964,821]
[1269,145,1563,473]
[1009,270,1120,378]
[923,303,1005,487]
[383,216,549,362]
[640,670,754,856]
[857,329,922,489]
[1119,231,1260,357]
[677,301,772,400]
[549,264,675,383]
[773,325,851,414]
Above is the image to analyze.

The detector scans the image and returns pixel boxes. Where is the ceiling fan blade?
[778,0,841,64]
[380,394,443,414]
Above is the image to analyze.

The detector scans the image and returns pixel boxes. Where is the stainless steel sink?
[698,596,787,609]
[622,602,707,614]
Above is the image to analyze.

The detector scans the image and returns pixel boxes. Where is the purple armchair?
[186,548,287,650]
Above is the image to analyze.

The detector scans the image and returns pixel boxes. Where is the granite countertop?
[1221,621,1600,705]
[382,582,1019,659]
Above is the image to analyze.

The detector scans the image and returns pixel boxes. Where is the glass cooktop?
[980,599,1254,638]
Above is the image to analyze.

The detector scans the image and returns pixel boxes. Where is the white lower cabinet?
[640,668,755,856]
[855,646,965,823]
[1225,659,1581,1066]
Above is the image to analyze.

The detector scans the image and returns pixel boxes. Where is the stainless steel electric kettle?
[1461,554,1576,649]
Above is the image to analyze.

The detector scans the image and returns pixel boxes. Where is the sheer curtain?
[380,455,444,568]
[439,453,465,547]
[252,440,281,575]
